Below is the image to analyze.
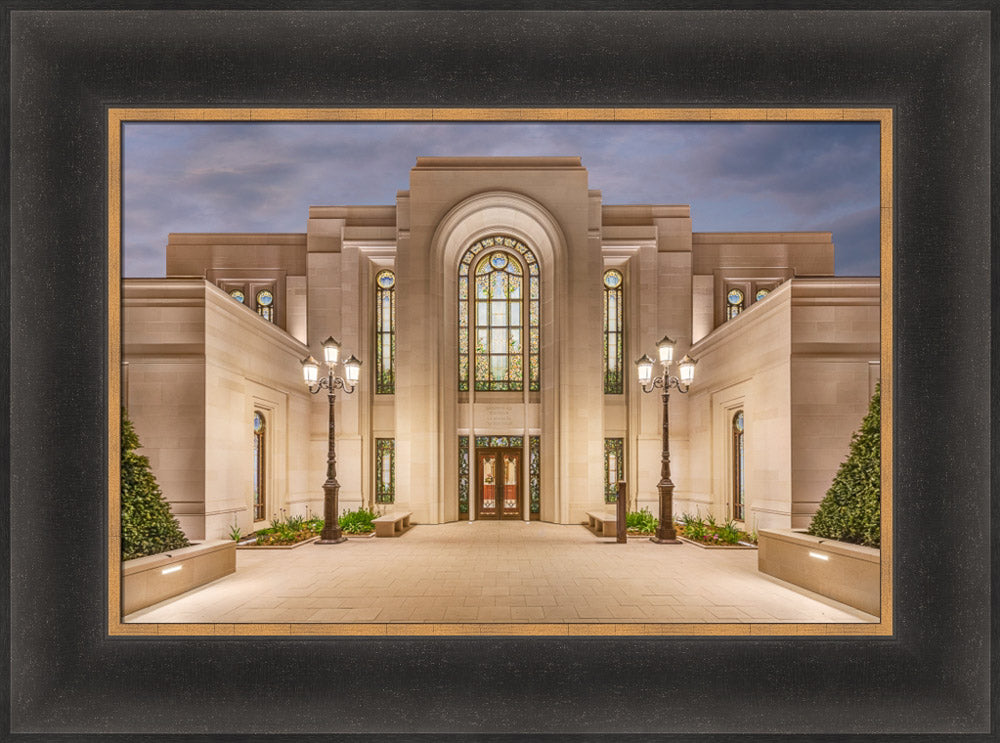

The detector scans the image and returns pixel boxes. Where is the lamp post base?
[316,536,348,545]
[649,536,682,545]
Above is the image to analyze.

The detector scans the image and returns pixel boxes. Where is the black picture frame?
[5,5,995,739]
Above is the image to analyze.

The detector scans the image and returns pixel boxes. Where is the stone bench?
[373,512,413,538]
[585,511,618,538]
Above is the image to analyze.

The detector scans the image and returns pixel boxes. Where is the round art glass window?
[603,270,622,288]
[229,289,245,303]
[727,288,744,305]
[377,271,395,289]
[256,290,273,307]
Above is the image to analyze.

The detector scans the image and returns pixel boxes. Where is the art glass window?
[603,269,624,394]
[604,438,625,503]
[458,236,539,392]
[375,438,395,504]
[256,289,274,322]
[253,412,266,521]
[458,436,470,515]
[229,289,245,303]
[529,436,541,515]
[375,270,396,394]
[726,288,744,320]
[755,287,770,302]
[732,410,745,521]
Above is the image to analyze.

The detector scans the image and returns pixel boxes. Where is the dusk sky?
[123,122,880,278]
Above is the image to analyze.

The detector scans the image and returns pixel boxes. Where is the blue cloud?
[122,121,880,278]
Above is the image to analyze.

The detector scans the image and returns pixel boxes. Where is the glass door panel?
[476,448,522,520]
[478,452,499,518]
[502,452,520,518]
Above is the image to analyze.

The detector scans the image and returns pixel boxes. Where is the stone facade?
[122,156,880,540]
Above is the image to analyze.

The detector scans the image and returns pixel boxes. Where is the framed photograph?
[6,6,993,739]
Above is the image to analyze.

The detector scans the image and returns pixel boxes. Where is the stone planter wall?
[757,529,880,616]
[122,539,236,615]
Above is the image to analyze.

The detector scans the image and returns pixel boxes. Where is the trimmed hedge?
[121,409,190,560]
[807,383,881,547]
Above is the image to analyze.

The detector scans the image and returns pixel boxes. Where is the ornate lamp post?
[302,336,362,545]
[636,335,698,544]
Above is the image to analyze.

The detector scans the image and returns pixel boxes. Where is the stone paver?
[124,521,878,625]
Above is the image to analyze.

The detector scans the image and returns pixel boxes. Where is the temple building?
[122,156,880,541]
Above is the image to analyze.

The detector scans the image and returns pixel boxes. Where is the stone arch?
[430,191,570,523]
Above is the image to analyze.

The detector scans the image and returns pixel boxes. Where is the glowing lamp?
[301,356,320,384]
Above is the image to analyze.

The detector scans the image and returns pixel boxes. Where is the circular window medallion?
[489,252,509,270]
[377,271,395,289]
[604,270,622,289]
[256,290,273,307]
[727,288,744,305]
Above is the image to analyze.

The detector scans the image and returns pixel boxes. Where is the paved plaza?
[124,521,878,626]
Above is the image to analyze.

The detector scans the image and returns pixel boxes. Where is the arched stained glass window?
[603,269,624,394]
[375,270,395,394]
[732,410,745,521]
[474,251,522,390]
[458,236,539,392]
[755,287,771,302]
[726,288,744,320]
[253,412,266,521]
[229,289,245,303]
[256,289,274,322]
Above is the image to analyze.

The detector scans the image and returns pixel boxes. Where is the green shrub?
[253,509,323,545]
[120,409,190,560]
[717,520,741,545]
[681,512,707,541]
[304,517,325,533]
[807,383,881,547]
[339,507,378,534]
[626,508,659,534]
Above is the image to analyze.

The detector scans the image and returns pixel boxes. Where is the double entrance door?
[475,447,522,520]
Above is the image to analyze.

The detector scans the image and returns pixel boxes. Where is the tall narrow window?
[375,438,395,504]
[603,269,624,394]
[375,270,396,394]
[732,410,745,521]
[604,438,625,503]
[529,436,541,516]
[256,289,274,322]
[474,251,522,391]
[253,412,266,521]
[459,236,539,392]
[726,288,745,320]
[458,436,470,516]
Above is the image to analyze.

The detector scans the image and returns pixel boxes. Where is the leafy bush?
[626,508,659,534]
[677,512,756,545]
[120,409,190,560]
[717,520,741,545]
[254,509,323,545]
[339,507,378,534]
[304,517,325,533]
[680,512,707,541]
[807,384,881,548]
